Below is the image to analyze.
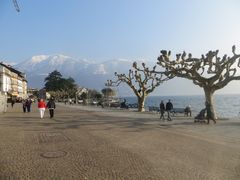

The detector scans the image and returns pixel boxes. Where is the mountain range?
[8,54,240,96]
[14,54,149,95]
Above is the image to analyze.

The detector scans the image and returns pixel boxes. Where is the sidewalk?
[0,103,239,180]
[60,103,240,148]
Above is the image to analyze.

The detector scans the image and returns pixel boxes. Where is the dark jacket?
[166,102,173,111]
[160,102,165,111]
[206,103,211,118]
[47,100,56,109]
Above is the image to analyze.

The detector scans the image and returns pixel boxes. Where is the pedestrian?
[47,97,56,118]
[22,99,26,113]
[11,98,15,108]
[205,101,216,124]
[38,98,46,119]
[69,99,72,105]
[185,105,192,116]
[159,100,165,120]
[26,99,32,112]
[166,99,173,121]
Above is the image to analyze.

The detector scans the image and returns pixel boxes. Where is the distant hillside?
[13,54,206,96]
[14,54,145,93]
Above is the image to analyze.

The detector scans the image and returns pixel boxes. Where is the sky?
[1,0,240,95]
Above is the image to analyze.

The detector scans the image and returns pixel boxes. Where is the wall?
[0,92,7,113]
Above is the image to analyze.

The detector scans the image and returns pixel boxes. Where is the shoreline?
[57,102,232,120]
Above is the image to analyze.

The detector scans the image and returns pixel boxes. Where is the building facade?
[0,62,28,102]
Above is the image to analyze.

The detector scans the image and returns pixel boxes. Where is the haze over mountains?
[10,54,239,96]
[14,54,147,95]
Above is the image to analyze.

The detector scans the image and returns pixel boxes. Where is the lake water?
[124,94,240,118]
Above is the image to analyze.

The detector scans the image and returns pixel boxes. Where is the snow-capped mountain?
[17,54,91,76]
[11,54,205,96]
[14,54,142,91]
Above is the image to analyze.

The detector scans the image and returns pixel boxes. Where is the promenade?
[0,103,240,180]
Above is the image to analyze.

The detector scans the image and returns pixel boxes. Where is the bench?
[171,108,185,113]
[170,108,186,116]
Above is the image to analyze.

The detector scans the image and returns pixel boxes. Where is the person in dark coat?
[159,100,165,120]
[166,99,173,121]
[22,99,26,113]
[26,99,32,112]
[47,97,56,118]
[11,99,15,108]
[205,101,216,124]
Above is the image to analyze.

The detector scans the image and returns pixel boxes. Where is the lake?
[124,94,240,118]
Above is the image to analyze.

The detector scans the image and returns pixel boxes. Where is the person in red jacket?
[38,98,47,119]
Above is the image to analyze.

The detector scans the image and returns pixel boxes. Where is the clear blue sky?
[1,0,240,95]
[1,0,240,63]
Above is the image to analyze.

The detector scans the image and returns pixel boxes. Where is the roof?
[0,62,27,81]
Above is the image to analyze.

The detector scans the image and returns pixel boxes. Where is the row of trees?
[44,70,78,99]
[107,45,240,120]
[44,70,116,103]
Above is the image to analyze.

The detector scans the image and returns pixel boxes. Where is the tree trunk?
[137,96,146,112]
[204,87,217,120]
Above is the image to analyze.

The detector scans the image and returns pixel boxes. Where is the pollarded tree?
[107,62,168,112]
[45,71,77,99]
[157,45,240,120]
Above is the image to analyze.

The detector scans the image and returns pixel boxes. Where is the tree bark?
[137,96,145,112]
[204,87,217,120]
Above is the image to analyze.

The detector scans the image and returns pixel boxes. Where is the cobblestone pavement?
[0,103,240,180]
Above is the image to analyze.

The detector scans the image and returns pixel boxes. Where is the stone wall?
[0,92,7,113]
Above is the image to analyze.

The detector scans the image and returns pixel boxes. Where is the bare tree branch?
[106,61,169,111]
[156,45,240,120]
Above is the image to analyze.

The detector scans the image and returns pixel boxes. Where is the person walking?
[159,100,165,120]
[38,99,46,119]
[26,99,32,113]
[47,97,56,118]
[22,99,26,113]
[166,99,173,121]
[205,101,216,124]
[69,99,72,105]
[11,98,15,108]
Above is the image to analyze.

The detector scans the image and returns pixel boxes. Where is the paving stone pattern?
[0,104,161,180]
[0,103,240,180]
